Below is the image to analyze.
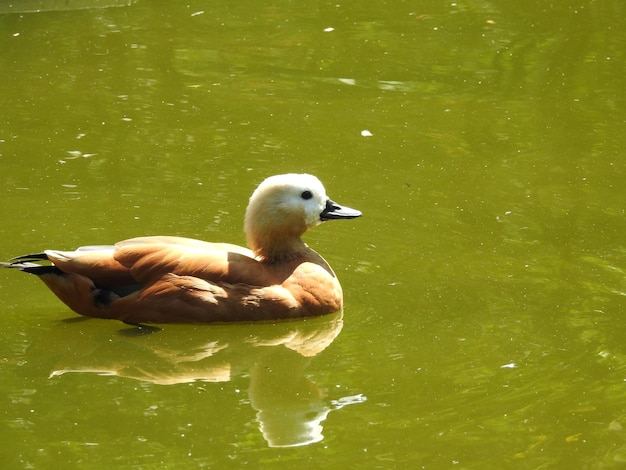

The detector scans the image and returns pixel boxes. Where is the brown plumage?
[2,174,361,323]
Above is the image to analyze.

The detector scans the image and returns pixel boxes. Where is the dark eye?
[301,190,313,200]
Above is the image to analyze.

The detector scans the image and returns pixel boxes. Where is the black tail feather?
[2,260,63,276]
[3,253,61,276]
[10,253,50,262]
[17,265,64,276]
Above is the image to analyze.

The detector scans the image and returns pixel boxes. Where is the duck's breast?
[280,258,343,315]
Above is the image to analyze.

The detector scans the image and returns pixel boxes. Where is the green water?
[1,0,626,467]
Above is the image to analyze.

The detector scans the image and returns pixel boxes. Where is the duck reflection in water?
[34,312,366,448]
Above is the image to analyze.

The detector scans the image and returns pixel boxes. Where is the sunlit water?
[1,1,626,468]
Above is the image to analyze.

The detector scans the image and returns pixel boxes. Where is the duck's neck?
[244,204,310,263]
[249,233,309,263]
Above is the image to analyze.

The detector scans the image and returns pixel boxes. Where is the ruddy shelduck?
[2,174,361,323]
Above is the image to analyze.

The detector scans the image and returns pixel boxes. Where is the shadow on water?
[26,311,366,448]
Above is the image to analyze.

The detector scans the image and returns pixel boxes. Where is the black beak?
[320,199,362,221]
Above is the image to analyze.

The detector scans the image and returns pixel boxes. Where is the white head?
[244,174,361,260]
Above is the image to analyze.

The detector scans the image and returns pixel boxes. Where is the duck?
[2,174,361,323]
